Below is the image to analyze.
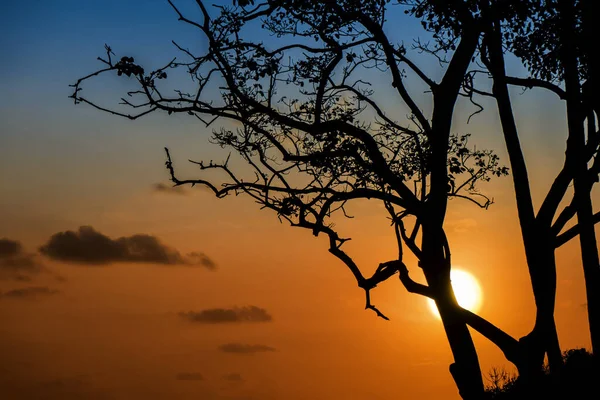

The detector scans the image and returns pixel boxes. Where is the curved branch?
[458,308,521,368]
[397,260,431,297]
[392,47,437,88]
[352,12,433,134]
[505,76,566,100]
[398,219,423,259]
[390,259,522,369]
[555,211,600,247]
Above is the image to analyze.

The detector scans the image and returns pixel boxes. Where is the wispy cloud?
[0,286,59,299]
[0,375,112,399]
[175,372,203,381]
[222,373,243,382]
[179,306,272,324]
[39,226,216,269]
[0,238,43,281]
[448,218,478,233]
[218,343,276,354]
[152,182,189,196]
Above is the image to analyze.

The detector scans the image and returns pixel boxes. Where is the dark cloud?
[13,274,33,282]
[39,226,216,268]
[152,182,189,195]
[222,373,244,382]
[179,306,272,324]
[0,375,114,400]
[175,372,203,381]
[186,252,217,270]
[37,377,88,391]
[0,238,22,257]
[1,286,60,299]
[218,343,276,354]
[0,238,43,280]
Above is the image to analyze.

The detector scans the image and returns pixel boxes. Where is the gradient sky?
[0,1,594,399]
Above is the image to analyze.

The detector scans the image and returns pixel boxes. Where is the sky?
[0,1,595,399]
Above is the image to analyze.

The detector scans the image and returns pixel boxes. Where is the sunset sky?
[0,1,594,399]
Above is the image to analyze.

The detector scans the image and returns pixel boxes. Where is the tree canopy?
[72,1,600,398]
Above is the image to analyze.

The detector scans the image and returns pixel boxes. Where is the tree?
[71,1,528,398]
[399,0,563,379]
[476,0,600,368]
[555,0,600,360]
[580,0,600,353]
[408,0,600,380]
[481,7,565,375]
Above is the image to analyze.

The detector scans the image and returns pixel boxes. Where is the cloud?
[218,343,276,354]
[0,375,113,400]
[185,252,217,270]
[448,218,478,233]
[39,226,216,268]
[0,286,59,299]
[411,358,442,367]
[175,372,203,381]
[0,238,43,280]
[12,274,33,282]
[152,182,189,195]
[222,373,244,382]
[179,306,272,324]
[0,238,21,257]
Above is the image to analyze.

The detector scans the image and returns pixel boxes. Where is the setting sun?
[428,269,483,318]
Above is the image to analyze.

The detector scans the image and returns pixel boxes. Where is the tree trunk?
[573,0,600,356]
[437,289,485,400]
[571,131,600,356]
[423,24,485,399]
[518,245,562,375]
[486,21,563,374]
[421,223,484,399]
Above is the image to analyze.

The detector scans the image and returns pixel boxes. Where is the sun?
[428,269,482,318]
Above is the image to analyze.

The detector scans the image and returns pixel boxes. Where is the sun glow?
[428,269,482,318]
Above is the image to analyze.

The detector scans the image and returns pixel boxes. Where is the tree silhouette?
[485,348,598,399]
[408,0,600,382]
[579,0,600,356]
[477,0,600,373]
[70,1,558,399]
[482,6,565,376]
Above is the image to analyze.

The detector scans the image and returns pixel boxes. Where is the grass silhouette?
[485,348,597,399]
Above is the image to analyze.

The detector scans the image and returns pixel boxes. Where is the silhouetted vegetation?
[491,0,600,368]
[71,1,600,399]
[485,348,598,399]
[413,0,600,380]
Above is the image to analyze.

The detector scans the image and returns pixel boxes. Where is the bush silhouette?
[485,348,597,399]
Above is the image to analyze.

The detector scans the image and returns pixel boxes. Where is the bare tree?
[71,1,523,398]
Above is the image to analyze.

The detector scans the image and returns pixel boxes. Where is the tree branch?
[555,211,600,247]
[505,76,566,99]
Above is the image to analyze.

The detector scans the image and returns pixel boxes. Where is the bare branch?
[555,211,600,248]
[505,76,567,99]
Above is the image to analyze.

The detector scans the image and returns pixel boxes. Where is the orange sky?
[0,1,595,399]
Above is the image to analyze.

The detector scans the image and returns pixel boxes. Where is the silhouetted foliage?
[406,0,600,379]
[71,0,600,398]
[71,2,513,398]
[485,348,598,399]
[478,0,600,370]
[504,0,592,83]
